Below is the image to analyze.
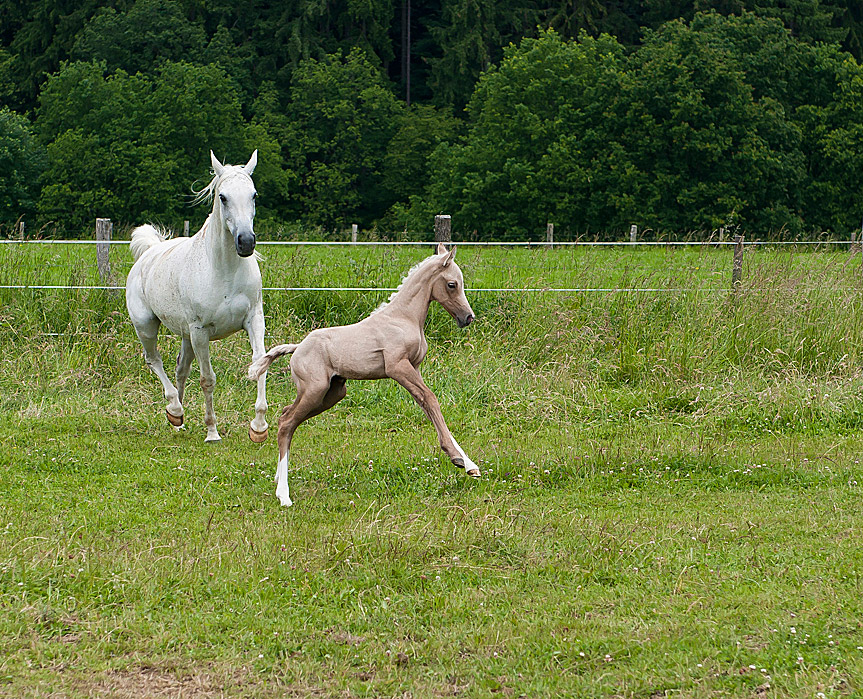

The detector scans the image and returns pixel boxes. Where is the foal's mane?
[372,251,444,314]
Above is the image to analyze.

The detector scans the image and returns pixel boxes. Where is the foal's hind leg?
[132,315,183,426]
[274,375,344,507]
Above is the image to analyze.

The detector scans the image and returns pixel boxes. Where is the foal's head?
[209,150,258,258]
[430,243,474,328]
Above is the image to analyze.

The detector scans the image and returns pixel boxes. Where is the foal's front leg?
[245,307,269,443]
[388,360,480,477]
[189,328,221,443]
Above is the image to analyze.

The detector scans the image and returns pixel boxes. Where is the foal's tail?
[247,344,299,381]
[129,224,168,261]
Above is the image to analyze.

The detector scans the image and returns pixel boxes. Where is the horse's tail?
[247,344,299,381]
[129,224,168,261]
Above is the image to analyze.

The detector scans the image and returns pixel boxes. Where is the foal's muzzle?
[235,231,256,257]
[458,313,474,329]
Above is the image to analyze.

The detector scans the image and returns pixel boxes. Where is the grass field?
[2,241,863,697]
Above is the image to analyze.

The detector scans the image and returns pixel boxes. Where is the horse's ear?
[210,151,225,177]
[244,150,258,176]
[436,242,447,256]
[441,245,456,267]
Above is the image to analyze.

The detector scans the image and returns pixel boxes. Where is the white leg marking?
[275,453,293,507]
[451,437,480,477]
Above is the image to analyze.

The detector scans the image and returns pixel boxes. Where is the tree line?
[1,0,863,239]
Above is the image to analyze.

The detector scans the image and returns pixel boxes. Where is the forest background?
[2,0,863,240]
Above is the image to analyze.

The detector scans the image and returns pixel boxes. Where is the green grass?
[2,243,863,696]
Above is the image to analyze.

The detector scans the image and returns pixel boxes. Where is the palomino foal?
[126,151,269,443]
[248,243,478,507]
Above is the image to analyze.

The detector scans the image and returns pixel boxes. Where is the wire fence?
[0,239,860,246]
[2,237,861,293]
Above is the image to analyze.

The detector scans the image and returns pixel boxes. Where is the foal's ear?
[210,151,225,177]
[441,245,456,267]
[244,150,258,176]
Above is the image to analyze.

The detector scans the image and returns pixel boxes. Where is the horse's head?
[211,150,258,258]
[431,243,474,328]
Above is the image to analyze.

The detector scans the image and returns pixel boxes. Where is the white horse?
[126,151,268,443]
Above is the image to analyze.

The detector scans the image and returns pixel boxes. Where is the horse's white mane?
[372,250,445,314]
[190,166,253,207]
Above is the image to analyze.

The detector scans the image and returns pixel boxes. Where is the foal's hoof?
[452,457,481,478]
[249,426,269,443]
[166,410,184,427]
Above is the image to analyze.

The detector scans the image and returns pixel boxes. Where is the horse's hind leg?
[175,337,194,407]
[273,374,338,507]
[132,315,183,426]
[190,329,221,442]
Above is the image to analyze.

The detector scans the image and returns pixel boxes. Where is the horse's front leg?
[387,359,480,477]
[245,306,269,442]
[190,329,221,443]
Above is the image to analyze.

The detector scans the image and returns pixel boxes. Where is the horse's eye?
[219,194,227,204]
[252,192,258,199]
[447,281,457,290]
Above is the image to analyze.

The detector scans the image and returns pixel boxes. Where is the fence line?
[0,284,858,293]
[0,239,858,247]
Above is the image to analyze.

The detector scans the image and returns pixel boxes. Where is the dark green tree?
[421,30,626,238]
[0,108,46,226]
[36,60,256,233]
[282,48,404,230]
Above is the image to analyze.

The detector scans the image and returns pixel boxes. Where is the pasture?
[2,240,863,697]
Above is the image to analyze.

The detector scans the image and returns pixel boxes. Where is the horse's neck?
[200,208,238,272]
[384,267,434,328]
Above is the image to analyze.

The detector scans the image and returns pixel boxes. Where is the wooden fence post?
[630,224,637,243]
[546,222,554,248]
[351,223,358,244]
[434,215,451,246]
[18,220,24,240]
[96,218,113,285]
[732,234,744,288]
[183,220,190,237]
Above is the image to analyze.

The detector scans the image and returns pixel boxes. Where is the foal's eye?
[447,281,457,290]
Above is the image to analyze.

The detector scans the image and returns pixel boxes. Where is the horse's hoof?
[249,426,268,443]
[205,435,222,443]
[166,410,184,427]
[452,457,465,469]
[466,469,481,478]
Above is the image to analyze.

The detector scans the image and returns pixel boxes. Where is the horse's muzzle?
[458,313,474,328]
[236,232,256,257]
